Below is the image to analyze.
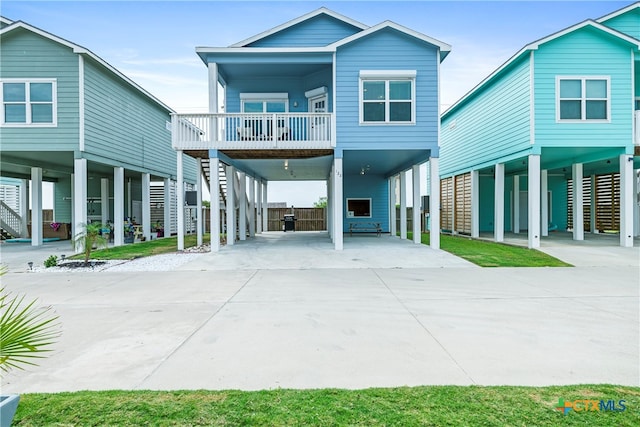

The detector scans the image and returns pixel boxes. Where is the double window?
[1,79,57,126]
[360,70,415,124]
[557,77,609,122]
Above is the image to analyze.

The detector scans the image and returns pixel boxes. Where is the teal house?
[172,8,450,250]
[0,17,198,247]
[440,2,640,248]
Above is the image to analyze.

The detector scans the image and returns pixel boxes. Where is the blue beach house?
[439,2,640,248]
[172,8,450,250]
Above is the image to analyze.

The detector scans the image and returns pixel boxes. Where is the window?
[557,77,609,122]
[360,70,415,124]
[346,198,372,218]
[1,79,57,126]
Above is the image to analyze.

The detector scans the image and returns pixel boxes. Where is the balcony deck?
[172,113,334,152]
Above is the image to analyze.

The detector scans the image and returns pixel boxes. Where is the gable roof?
[595,1,640,23]
[230,7,368,48]
[0,16,13,26]
[328,20,451,61]
[443,19,640,118]
[0,19,174,113]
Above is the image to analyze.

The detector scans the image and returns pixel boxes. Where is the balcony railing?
[172,113,334,150]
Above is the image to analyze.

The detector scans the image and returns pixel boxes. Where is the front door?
[309,95,327,141]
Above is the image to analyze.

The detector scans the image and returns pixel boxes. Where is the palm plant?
[72,222,109,265]
[0,268,60,373]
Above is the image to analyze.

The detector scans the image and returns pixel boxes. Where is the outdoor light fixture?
[28,262,33,270]
[284,159,289,170]
[61,254,66,261]
[360,165,371,175]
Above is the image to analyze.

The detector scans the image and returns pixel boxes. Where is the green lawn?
[408,232,571,267]
[70,234,211,261]
[14,385,639,426]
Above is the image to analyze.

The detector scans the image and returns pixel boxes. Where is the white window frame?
[359,70,416,125]
[346,198,372,218]
[556,76,610,123]
[239,92,289,113]
[0,78,57,127]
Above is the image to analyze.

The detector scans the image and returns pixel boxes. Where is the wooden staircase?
[199,158,227,208]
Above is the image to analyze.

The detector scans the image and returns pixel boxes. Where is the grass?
[69,233,211,261]
[407,232,572,267]
[13,385,639,426]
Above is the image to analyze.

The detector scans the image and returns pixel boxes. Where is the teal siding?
[247,14,361,47]
[335,29,440,150]
[54,176,72,223]
[0,28,79,151]
[534,27,634,148]
[440,55,531,176]
[600,9,640,39]
[343,173,389,232]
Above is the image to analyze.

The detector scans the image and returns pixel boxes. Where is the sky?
[2,0,631,206]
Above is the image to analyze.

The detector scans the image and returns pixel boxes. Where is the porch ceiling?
[224,154,333,181]
[343,149,432,177]
[219,63,331,79]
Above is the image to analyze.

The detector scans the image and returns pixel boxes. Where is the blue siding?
[343,173,389,232]
[600,9,640,40]
[335,29,440,150]
[440,55,531,176]
[534,27,634,149]
[247,14,362,47]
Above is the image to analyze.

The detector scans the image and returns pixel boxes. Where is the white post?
[196,159,203,247]
[19,179,28,237]
[541,169,548,237]
[590,175,597,233]
[634,169,639,237]
[333,157,343,250]
[513,175,520,234]
[471,169,479,238]
[327,173,333,239]
[163,178,172,239]
[620,154,633,247]
[226,165,235,245]
[114,167,124,246]
[412,164,421,244]
[400,171,407,240]
[142,173,151,242]
[389,175,397,237]
[262,181,268,233]
[177,150,185,251]
[494,163,505,242]
[572,163,584,241]
[239,172,246,241]
[72,160,87,251]
[256,178,263,234]
[31,167,43,246]
[528,155,541,248]
[210,157,220,251]
[101,178,110,226]
[429,157,440,249]
[249,177,256,238]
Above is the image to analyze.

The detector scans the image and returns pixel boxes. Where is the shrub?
[44,255,58,268]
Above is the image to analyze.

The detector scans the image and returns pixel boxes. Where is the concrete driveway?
[1,233,638,392]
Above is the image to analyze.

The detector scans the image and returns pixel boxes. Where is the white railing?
[172,113,333,150]
[635,110,639,145]
[0,200,22,238]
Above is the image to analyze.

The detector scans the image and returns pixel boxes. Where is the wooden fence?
[268,208,326,231]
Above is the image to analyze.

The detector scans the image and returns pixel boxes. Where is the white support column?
[513,175,520,233]
[327,173,333,239]
[72,160,87,251]
[19,179,28,237]
[634,169,639,238]
[572,163,584,241]
[389,175,397,237]
[256,179,263,234]
[195,160,203,247]
[494,163,505,242]
[210,157,220,252]
[412,164,421,244]
[400,171,407,240]
[429,157,440,250]
[333,157,343,250]
[262,180,268,233]
[114,167,124,246]
[226,166,235,245]
[31,167,43,246]
[163,178,172,239]
[249,177,256,238]
[541,169,548,237]
[101,178,110,226]
[177,150,185,251]
[238,172,246,241]
[590,175,597,233]
[620,154,633,247]
[471,169,480,238]
[528,155,541,248]
[142,173,151,242]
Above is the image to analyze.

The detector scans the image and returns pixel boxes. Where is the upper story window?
[1,79,57,127]
[556,77,609,122]
[360,70,416,125]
